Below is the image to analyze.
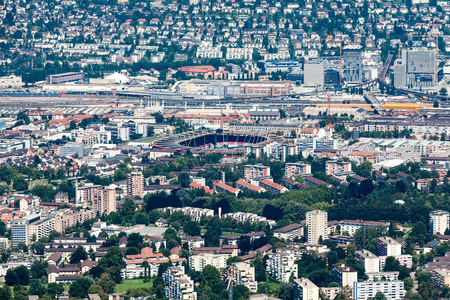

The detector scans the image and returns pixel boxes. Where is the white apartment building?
[196,46,223,58]
[332,264,358,288]
[366,272,399,282]
[274,223,304,240]
[222,212,276,227]
[0,75,24,87]
[266,253,298,282]
[339,220,389,236]
[306,210,328,245]
[160,207,214,222]
[353,281,404,300]
[223,262,258,293]
[163,266,197,300]
[377,237,402,257]
[293,278,319,300]
[226,48,253,60]
[119,127,130,141]
[29,218,55,242]
[355,250,380,273]
[285,162,312,178]
[189,253,227,272]
[430,210,450,235]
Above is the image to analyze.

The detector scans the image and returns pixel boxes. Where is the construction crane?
[327,93,331,116]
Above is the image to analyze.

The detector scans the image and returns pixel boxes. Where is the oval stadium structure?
[152,130,284,153]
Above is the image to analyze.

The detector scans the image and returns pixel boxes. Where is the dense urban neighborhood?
[2,0,450,299]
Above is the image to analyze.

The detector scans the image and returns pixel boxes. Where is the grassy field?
[114,279,153,293]
[142,136,161,143]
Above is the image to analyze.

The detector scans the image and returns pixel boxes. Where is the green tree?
[47,283,64,298]
[0,285,12,300]
[13,176,28,191]
[122,198,137,223]
[383,256,400,271]
[178,172,191,188]
[184,221,201,236]
[14,266,29,286]
[29,279,46,297]
[277,282,293,300]
[5,269,18,286]
[403,277,414,291]
[200,265,221,286]
[98,273,115,294]
[69,277,92,298]
[30,259,48,279]
[372,291,387,300]
[70,247,88,264]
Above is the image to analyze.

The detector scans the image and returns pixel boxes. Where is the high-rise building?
[342,47,363,83]
[377,237,402,257]
[304,63,325,86]
[93,187,116,215]
[394,49,436,88]
[127,172,143,198]
[430,210,449,235]
[306,210,328,245]
[293,278,319,300]
[119,127,130,141]
[11,214,40,246]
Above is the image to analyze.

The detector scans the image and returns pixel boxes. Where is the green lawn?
[142,136,161,143]
[114,279,153,293]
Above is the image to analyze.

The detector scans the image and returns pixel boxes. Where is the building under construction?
[394,48,437,88]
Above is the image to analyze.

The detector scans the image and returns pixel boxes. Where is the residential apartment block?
[274,223,304,240]
[325,160,352,175]
[127,172,143,198]
[306,210,328,245]
[430,210,450,235]
[259,179,288,194]
[223,262,257,293]
[285,162,312,178]
[355,250,380,273]
[189,253,228,272]
[266,253,298,282]
[332,264,358,288]
[353,281,404,300]
[377,237,402,257]
[163,266,197,300]
[160,207,214,222]
[244,164,270,181]
[293,278,319,300]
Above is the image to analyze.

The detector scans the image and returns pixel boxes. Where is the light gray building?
[304,63,325,86]
[394,48,436,88]
[342,47,363,83]
[60,143,91,157]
